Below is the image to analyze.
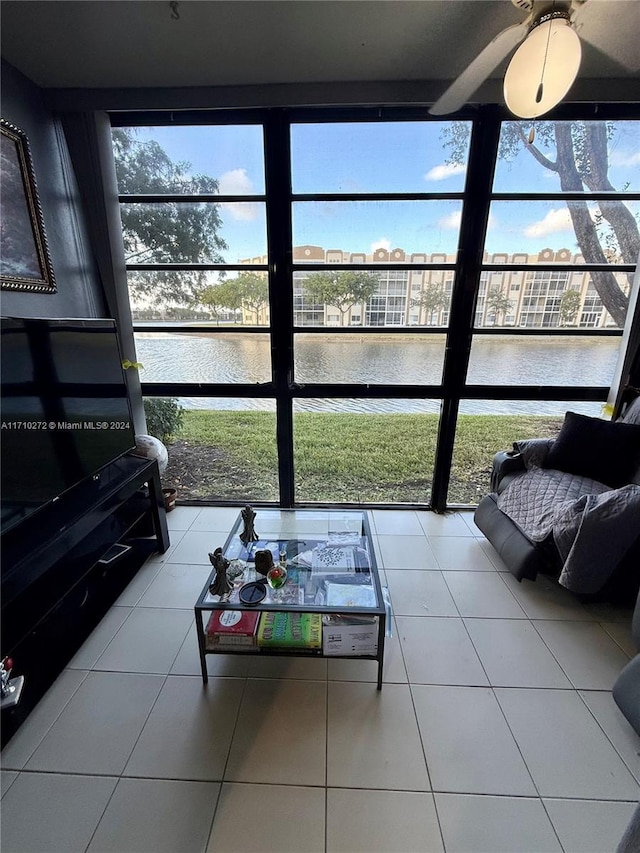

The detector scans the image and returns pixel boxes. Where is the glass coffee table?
[194,509,388,689]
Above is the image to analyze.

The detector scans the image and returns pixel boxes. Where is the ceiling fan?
[428,0,613,118]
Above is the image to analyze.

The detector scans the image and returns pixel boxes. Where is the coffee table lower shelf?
[194,612,386,690]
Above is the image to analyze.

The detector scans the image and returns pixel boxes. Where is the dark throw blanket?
[497,468,640,594]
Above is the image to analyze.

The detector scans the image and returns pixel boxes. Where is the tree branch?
[555,124,629,326]
[515,125,558,172]
[580,124,640,266]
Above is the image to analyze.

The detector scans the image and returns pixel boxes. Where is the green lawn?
[165,410,563,505]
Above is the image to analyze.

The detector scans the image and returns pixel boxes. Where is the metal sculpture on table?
[208,547,233,600]
[239,504,259,546]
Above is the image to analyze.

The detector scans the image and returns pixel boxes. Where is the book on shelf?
[257,611,322,650]
[206,609,259,649]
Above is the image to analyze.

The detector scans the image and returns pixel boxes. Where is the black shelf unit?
[1,454,169,747]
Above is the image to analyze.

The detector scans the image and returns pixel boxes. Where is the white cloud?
[218,168,253,195]
[424,162,466,182]
[610,150,640,168]
[524,208,573,237]
[218,168,258,221]
[438,211,462,229]
[370,237,391,253]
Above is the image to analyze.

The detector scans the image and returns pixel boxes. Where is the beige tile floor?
[1,507,639,853]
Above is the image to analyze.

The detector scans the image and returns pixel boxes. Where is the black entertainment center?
[1,318,170,746]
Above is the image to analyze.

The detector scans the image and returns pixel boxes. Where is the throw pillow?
[619,395,640,425]
[514,438,555,469]
[545,411,640,488]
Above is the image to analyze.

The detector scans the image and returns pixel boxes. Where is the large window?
[293,399,440,504]
[448,118,639,505]
[111,109,639,510]
[113,122,278,502]
[113,124,269,324]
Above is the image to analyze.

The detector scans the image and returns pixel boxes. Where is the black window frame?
[110,103,639,511]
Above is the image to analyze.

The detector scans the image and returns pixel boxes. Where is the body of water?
[134,332,619,416]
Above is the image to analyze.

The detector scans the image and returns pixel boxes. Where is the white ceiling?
[1,0,639,102]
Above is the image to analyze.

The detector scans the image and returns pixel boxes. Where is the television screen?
[1,317,136,533]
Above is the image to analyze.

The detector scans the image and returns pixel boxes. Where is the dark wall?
[0,60,106,319]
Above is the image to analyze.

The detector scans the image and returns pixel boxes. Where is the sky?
[119,121,640,263]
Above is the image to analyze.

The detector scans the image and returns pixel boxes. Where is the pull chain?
[536,0,556,104]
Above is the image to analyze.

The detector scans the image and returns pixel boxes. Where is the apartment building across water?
[242,245,630,330]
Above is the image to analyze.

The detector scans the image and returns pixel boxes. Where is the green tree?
[237,272,269,323]
[112,128,228,311]
[301,271,380,325]
[411,280,449,325]
[559,289,582,326]
[200,278,243,324]
[441,121,639,327]
[199,272,269,324]
[484,287,513,325]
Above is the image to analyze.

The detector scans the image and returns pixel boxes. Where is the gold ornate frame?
[1,118,56,293]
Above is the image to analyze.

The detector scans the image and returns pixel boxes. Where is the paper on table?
[312,545,356,572]
[325,581,376,608]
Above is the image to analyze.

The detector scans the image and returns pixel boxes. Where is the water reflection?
[467,336,614,386]
[135,333,271,383]
[134,332,619,415]
[296,335,446,385]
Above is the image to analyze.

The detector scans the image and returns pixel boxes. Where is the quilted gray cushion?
[496,468,609,542]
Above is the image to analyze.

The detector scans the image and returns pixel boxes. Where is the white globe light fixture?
[503,10,582,119]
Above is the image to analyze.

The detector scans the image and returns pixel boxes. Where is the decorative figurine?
[0,656,24,710]
[254,548,274,577]
[208,547,233,600]
[267,565,288,589]
[239,504,259,546]
[0,657,14,699]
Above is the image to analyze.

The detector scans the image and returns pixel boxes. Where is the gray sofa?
[613,586,640,736]
[474,394,640,600]
[614,588,640,852]
[474,398,640,853]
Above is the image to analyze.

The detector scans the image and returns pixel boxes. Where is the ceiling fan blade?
[428,21,530,115]
[571,0,640,71]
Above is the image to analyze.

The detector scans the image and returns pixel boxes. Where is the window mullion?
[433,109,502,511]
[264,111,295,506]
